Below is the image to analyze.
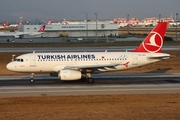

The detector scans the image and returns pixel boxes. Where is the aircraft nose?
[6,63,14,71]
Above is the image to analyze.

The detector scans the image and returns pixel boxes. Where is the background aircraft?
[0,21,8,28]
[0,25,46,38]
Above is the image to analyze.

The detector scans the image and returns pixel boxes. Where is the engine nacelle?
[14,35,23,39]
[58,70,81,80]
[14,35,20,38]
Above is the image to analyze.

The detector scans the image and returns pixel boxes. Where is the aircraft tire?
[30,78,34,83]
[87,78,94,83]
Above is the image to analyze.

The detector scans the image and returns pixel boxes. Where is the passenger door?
[30,55,36,67]
[132,54,138,65]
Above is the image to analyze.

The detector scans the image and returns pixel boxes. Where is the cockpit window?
[14,58,24,62]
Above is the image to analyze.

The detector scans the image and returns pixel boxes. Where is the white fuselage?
[0,31,43,38]
[6,52,170,73]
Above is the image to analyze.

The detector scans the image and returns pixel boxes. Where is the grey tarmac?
[0,73,180,98]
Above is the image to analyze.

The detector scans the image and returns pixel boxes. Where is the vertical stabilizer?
[133,22,167,53]
[38,25,46,32]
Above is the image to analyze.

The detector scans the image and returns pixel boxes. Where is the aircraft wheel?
[87,78,94,83]
[30,78,34,83]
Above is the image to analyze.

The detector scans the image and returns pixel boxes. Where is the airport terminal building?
[20,24,118,38]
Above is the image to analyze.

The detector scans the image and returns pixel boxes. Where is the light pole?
[159,14,161,22]
[176,13,178,40]
[85,13,88,40]
[127,14,129,36]
[95,13,98,42]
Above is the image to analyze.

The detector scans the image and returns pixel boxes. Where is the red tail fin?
[18,21,22,26]
[3,21,8,27]
[38,25,46,32]
[133,22,167,53]
[48,19,52,25]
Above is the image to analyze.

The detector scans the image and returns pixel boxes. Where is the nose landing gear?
[30,73,35,83]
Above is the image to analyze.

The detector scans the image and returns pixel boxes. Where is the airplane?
[0,21,8,29]
[47,19,52,25]
[47,19,61,25]
[118,22,132,28]
[48,18,81,25]
[6,22,171,83]
[0,25,46,38]
[9,21,23,27]
[169,22,180,26]
[61,18,82,25]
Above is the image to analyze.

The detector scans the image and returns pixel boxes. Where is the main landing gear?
[29,73,94,83]
[87,78,94,83]
[85,73,94,83]
[30,73,35,83]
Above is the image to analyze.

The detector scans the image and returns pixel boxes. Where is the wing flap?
[65,64,118,69]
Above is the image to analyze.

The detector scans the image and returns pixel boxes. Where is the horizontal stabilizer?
[148,56,170,60]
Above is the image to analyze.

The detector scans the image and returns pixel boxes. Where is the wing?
[64,64,118,69]
[53,62,128,73]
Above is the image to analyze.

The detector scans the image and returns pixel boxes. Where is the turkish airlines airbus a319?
[6,22,171,83]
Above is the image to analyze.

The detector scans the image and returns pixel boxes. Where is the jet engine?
[58,70,81,80]
[14,35,20,38]
[14,35,23,39]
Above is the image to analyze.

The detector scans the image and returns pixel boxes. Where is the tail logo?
[142,32,163,53]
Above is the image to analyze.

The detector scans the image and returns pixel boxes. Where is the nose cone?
[6,62,14,71]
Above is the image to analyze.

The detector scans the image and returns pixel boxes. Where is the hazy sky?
[0,0,179,23]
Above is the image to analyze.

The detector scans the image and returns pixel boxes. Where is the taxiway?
[0,46,180,52]
[0,73,180,97]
